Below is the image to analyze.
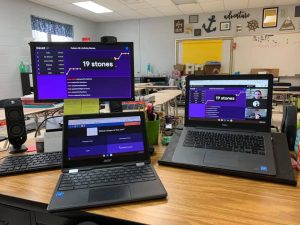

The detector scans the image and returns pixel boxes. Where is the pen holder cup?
[146,119,160,145]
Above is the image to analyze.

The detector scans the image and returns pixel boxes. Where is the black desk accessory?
[0,151,62,176]
[159,130,297,186]
[4,99,27,154]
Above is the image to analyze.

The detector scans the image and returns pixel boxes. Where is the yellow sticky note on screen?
[82,99,99,114]
[64,99,82,115]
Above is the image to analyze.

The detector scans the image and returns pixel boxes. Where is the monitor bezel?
[30,42,135,102]
[185,74,273,132]
[62,111,150,169]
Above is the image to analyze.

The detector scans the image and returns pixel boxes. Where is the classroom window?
[31,15,74,42]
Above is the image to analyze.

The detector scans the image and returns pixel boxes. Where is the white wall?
[0,0,98,99]
[97,4,300,76]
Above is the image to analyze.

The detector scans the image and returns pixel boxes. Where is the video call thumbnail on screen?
[188,83,269,124]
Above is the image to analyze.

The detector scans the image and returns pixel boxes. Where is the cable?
[0,143,10,152]
[34,115,63,138]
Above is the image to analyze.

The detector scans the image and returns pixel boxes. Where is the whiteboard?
[233,33,300,76]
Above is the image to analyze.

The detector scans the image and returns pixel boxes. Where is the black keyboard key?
[59,165,156,190]
[0,152,62,176]
[184,131,265,155]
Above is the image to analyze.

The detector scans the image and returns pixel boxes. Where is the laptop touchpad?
[88,186,131,203]
[204,151,239,167]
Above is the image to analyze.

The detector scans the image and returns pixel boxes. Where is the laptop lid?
[62,111,149,170]
[185,74,273,132]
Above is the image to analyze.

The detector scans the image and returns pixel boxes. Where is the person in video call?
[253,90,262,99]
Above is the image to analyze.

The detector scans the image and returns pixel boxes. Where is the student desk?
[149,90,182,116]
[0,139,299,225]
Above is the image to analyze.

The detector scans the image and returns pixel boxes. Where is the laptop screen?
[188,77,271,125]
[65,114,145,161]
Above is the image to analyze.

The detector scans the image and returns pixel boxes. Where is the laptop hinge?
[136,162,145,167]
[69,169,79,173]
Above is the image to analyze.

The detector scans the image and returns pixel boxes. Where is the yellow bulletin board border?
[175,36,234,74]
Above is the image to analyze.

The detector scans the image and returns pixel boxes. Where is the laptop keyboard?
[184,130,265,155]
[58,164,156,191]
[0,151,62,176]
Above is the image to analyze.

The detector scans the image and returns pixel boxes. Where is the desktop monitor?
[30,42,134,102]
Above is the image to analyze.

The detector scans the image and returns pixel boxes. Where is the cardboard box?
[185,64,194,75]
[173,64,185,72]
[250,68,279,77]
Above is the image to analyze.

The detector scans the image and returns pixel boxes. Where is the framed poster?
[262,7,278,28]
[220,21,231,31]
[194,29,201,36]
[174,19,184,33]
[189,15,198,23]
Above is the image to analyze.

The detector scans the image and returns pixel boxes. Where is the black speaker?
[281,105,297,150]
[100,36,117,44]
[4,99,27,153]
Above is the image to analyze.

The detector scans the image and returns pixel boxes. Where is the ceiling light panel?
[171,0,197,5]
[73,1,112,13]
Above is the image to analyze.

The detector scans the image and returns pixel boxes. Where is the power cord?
[34,115,63,138]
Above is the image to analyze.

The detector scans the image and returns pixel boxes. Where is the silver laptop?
[172,74,276,176]
[47,111,167,212]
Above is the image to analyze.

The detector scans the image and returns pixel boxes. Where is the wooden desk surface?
[0,141,299,225]
[148,90,182,107]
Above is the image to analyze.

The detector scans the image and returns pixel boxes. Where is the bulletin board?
[176,37,233,74]
[233,32,300,76]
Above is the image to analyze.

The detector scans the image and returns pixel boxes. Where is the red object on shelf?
[82,37,91,42]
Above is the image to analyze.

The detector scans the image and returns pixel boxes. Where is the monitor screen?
[188,79,270,125]
[66,115,145,161]
[30,42,134,101]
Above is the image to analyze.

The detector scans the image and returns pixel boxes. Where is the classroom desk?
[273,90,300,105]
[148,90,182,116]
[0,139,299,225]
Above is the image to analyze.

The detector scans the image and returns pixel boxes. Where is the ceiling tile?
[272,0,299,6]
[224,0,248,10]
[177,3,203,14]
[157,5,184,16]
[117,9,144,18]
[199,0,224,13]
[136,7,165,17]
[145,0,174,7]
[247,0,273,9]
[93,0,131,11]
[121,1,152,9]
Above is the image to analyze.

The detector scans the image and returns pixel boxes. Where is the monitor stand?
[109,101,123,112]
[9,145,27,154]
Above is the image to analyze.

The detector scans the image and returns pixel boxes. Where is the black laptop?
[172,74,277,176]
[47,111,167,212]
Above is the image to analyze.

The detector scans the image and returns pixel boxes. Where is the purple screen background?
[34,46,133,100]
[189,88,246,120]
